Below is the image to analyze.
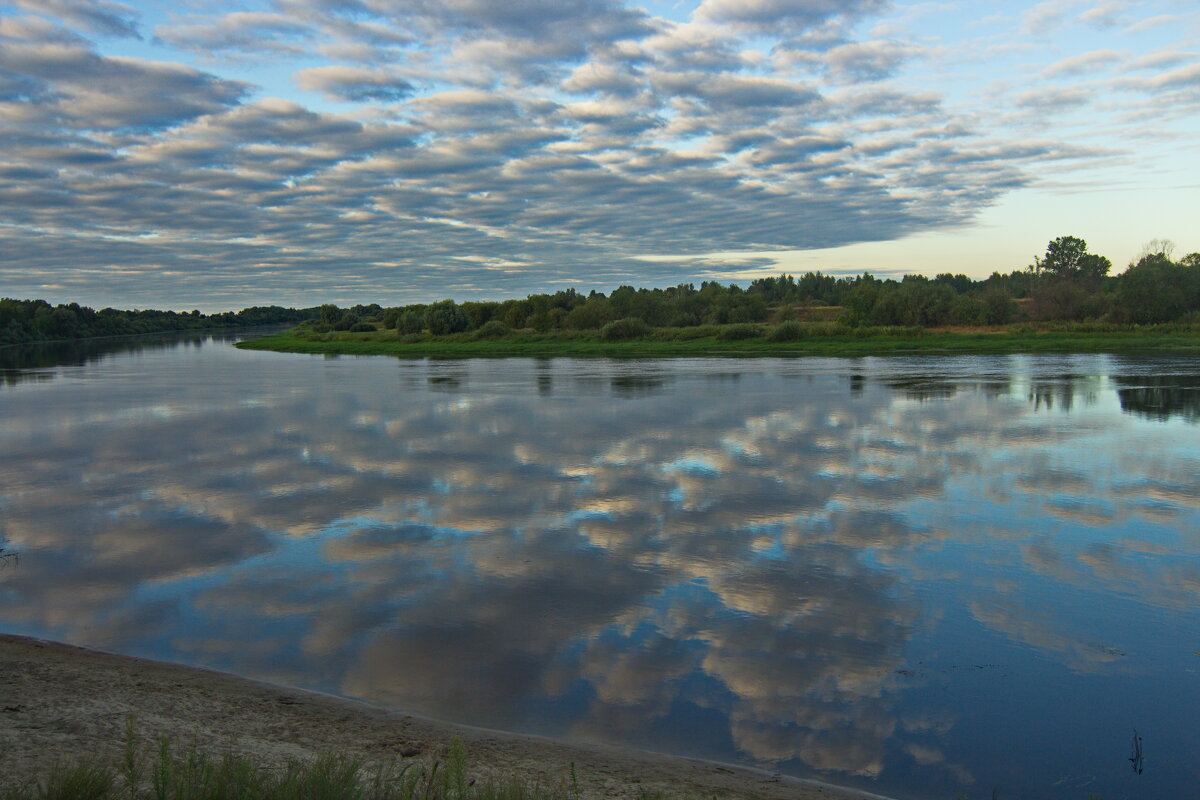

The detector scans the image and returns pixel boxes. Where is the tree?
[1032,236,1111,286]
[838,275,881,327]
[1075,253,1112,288]
[1116,254,1184,323]
[425,299,469,335]
[1136,238,1175,262]
[398,309,424,334]
[978,288,1017,325]
[1034,236,1087,278]
[565,297,612,330]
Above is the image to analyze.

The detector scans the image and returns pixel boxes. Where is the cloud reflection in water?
[2,349,1200,798]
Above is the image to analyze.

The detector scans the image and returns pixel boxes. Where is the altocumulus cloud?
[0,0,1197,307]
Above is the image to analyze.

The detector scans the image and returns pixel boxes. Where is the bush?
[601,317,652,340]
[716,323,763,341]
[348,322,375,333]
[767,320,805,341]
[311,323,332,333]
[332,313,358,331]
[662,325,717,340]
[474,320,512,338]
[808,323,849,337]
[398,310,424,335]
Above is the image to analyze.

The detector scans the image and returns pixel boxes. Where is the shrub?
[348,322,375,333]
[398,310,424,335]
[332,313,358,331]
[807,323,848,337]
[474,320,512,338]
[662,325,717,340]
[716,323,763,341]
[767,320,805,341]
[601,317,652,340]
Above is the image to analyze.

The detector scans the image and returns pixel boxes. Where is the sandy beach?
[0,634,900,799]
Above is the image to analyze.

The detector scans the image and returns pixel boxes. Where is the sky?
[0,0,1197,311]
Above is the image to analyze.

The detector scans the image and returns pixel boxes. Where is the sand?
[0,634,897,799]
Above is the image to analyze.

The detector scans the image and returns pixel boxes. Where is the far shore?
[235,323,1200,359]
[0,634,900,800]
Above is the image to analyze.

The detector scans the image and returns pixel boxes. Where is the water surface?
[2,333,1199,800]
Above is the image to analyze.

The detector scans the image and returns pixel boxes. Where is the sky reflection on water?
[2,338,1200,800]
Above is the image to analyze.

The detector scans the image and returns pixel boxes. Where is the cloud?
[1014,86,1095,112]
[0,25,248,133]
[562,60,645,96]
[8,0,141,38]
[823,40,918,83]
[155,12,312,58]
[1079,0,1130,28]
[1140,62,1200,92]
[1122,49,1194,72]
[1021,0,1085,34]
[1043,49,1123,77]
[1,0,1193,307]
[1121,13,1179,33]
[694,0,891,34]
[294,65,415,102]
[640,22,747,72]
[410,0,653,42]
[650,72,821,110]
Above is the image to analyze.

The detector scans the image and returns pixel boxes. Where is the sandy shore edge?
[0,634,902,799]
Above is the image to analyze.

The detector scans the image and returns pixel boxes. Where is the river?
[2,331,1198,799]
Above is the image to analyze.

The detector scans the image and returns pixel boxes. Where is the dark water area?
[2,334,1199,800]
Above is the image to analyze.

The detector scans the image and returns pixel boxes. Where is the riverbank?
[0,634,896,800]
[235,323,1200,358]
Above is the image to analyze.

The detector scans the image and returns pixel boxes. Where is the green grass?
[236,322,1200,359]
[0,729,599,800]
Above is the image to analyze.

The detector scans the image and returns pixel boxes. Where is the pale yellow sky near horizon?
[641,182,1199,285]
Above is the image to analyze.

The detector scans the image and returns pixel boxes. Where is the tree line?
[312,237,1200,336]
[0,300,317,346]
[8,236,1196,346]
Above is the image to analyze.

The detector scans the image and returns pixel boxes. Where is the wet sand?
[0,634,898,799]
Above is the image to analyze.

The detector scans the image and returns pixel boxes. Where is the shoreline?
[235,326,1200,359]
[0,323,293,351]
[0,634,901,800]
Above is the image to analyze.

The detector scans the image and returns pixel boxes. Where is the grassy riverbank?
[236,321,1200,358]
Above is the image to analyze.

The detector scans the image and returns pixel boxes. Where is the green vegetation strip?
[1,725,596,800]
[237,324,1200,359]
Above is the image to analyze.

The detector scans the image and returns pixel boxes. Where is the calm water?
[2,333,1199,800]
